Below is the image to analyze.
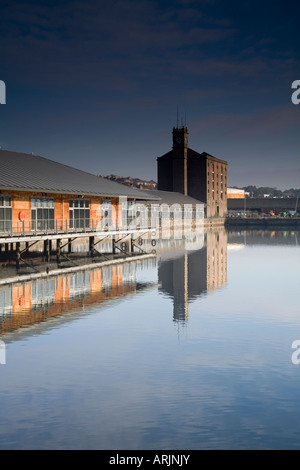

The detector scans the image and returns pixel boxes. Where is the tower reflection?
[158,229,227,322]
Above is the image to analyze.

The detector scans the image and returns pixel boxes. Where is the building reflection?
[158,229,227,322]
[0,256,156,335]
[0,229,229,333]
[227,229,300,247]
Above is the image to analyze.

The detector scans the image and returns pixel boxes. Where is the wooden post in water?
[44,239,50,262]
[131,236,134,253]
[56,239,61,264]
[89,236,95,257]
[16,242,21,270]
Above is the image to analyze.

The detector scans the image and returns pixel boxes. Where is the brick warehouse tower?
[157,126,228,218]
[157,126,188,195]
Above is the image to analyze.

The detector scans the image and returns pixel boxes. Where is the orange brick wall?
[54,276,70,304]
[2,190,126,229]
[12,283,32,313]
[9,191,31,223]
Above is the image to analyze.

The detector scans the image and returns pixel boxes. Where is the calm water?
[0,229,300,450]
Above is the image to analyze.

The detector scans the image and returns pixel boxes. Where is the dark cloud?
[0,0,299,188]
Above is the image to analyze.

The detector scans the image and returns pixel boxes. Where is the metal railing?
[0,218,155,237]
[0,210,205,238]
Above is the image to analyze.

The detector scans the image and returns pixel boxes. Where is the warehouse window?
[69,199,90,229]
[31,197,55,231]
[121,200,137,227]
[0,195,12,232]
[101,200,115,230]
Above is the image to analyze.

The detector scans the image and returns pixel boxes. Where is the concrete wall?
[227,198,298,211]
[225,217,300,229]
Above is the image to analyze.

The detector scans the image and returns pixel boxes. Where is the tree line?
[236,186,300,198]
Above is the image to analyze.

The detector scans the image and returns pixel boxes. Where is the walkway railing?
[0,218,156,238]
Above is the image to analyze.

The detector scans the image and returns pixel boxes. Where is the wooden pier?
[0,220,157,272]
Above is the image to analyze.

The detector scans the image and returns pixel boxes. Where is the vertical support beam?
[56,239,61,264]
[16,242,21,270]
[89,236,95,257]
[130,236,134,253]
[112,236,116,254]
[68,238,72,254]
[44,239,50,262]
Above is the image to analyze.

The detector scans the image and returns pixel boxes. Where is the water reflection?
[0,256,157,335]
[0,228,227,333]
[1,228,298,335]
[0,229,300,450]
[227,229,300,246]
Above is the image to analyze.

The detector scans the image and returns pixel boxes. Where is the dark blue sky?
[0,0,299,189]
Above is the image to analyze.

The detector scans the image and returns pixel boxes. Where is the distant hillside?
[99,176,300,198]
[238,186,300,198]
[99,174,157,190]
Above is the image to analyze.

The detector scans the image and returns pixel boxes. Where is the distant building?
[227,188,245,199]
[157,126,228,218]
[227,197,299,214]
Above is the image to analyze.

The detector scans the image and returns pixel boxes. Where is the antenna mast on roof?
[176,105,179,128]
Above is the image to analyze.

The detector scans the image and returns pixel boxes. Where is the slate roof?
[138,189,205,206]
[0,149,159,200]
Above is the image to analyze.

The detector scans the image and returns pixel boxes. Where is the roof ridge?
[0,148,158,199]
[0,148,102,179]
